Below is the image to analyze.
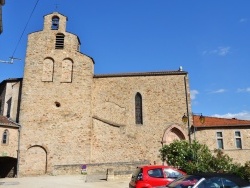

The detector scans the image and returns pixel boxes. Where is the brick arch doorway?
[25,145,47,175]
[162,125,187,145]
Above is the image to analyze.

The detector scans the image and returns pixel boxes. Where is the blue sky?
[1,0,250,120]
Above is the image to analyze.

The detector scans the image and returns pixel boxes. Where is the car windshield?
[163,168,183,179]
[167,175,202,188]
[193,173,250,187]
[197,177,240,188]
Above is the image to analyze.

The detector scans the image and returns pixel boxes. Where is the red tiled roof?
[193,115,250,128]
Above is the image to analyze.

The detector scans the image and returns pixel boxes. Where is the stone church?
[2,11,250,178]
[0,12,191,177]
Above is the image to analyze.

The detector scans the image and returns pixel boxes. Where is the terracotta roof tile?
[193,115,250,128]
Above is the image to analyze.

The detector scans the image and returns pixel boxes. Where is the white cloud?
[202,46,230,56]
[190,90,199,100]
[202,50,208,55]
[239,18,248,23]
[211,111,250,120]
[218,47,230,56]
[237,87,250,93]
[210,89,226,94]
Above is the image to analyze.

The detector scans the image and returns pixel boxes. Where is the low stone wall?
[52,160,149,181]
[53,164,82,175]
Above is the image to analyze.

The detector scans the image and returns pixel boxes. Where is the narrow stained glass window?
[135,92,143,125]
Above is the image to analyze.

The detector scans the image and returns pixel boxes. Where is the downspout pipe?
[184,75,191,144]
[16,124,21,177]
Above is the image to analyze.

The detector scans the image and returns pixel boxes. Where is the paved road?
[0,175,129,188]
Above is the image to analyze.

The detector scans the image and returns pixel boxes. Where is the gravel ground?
[0,175,129,188]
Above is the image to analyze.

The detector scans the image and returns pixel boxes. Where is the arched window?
[55,33,65,49]
[61,59,73,83]
[2,129,9,145]
[42,58,54,82]
[135,92,143,124]
[51,16,59,30]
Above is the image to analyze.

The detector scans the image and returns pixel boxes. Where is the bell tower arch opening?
[51,16,59,30]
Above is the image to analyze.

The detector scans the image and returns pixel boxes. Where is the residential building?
[0,116,19,178]
[193,115,250,164]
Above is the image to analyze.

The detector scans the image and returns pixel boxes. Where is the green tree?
[159,140,214,174]
[159,140,250,181]
[231,161,250,181]
[209,149,235,173]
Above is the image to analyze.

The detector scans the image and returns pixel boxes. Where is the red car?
[129,165,186,188]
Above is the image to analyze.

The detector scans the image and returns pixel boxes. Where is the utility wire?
[11,0,40,58]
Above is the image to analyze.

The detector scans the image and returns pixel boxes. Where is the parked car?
[129,165,186,188]
[153,173,250,188]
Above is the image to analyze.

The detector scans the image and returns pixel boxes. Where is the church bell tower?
[19,12,94,176]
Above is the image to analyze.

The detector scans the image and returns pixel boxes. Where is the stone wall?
[92,74,190,165]
[18,12,94,176]
[52,161,149,181]
[0,127,18,158]
[16,12,192,176]
[195,127,250,164]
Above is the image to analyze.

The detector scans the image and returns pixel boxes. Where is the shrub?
[159,140,214,174]
[159,140,250,181]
